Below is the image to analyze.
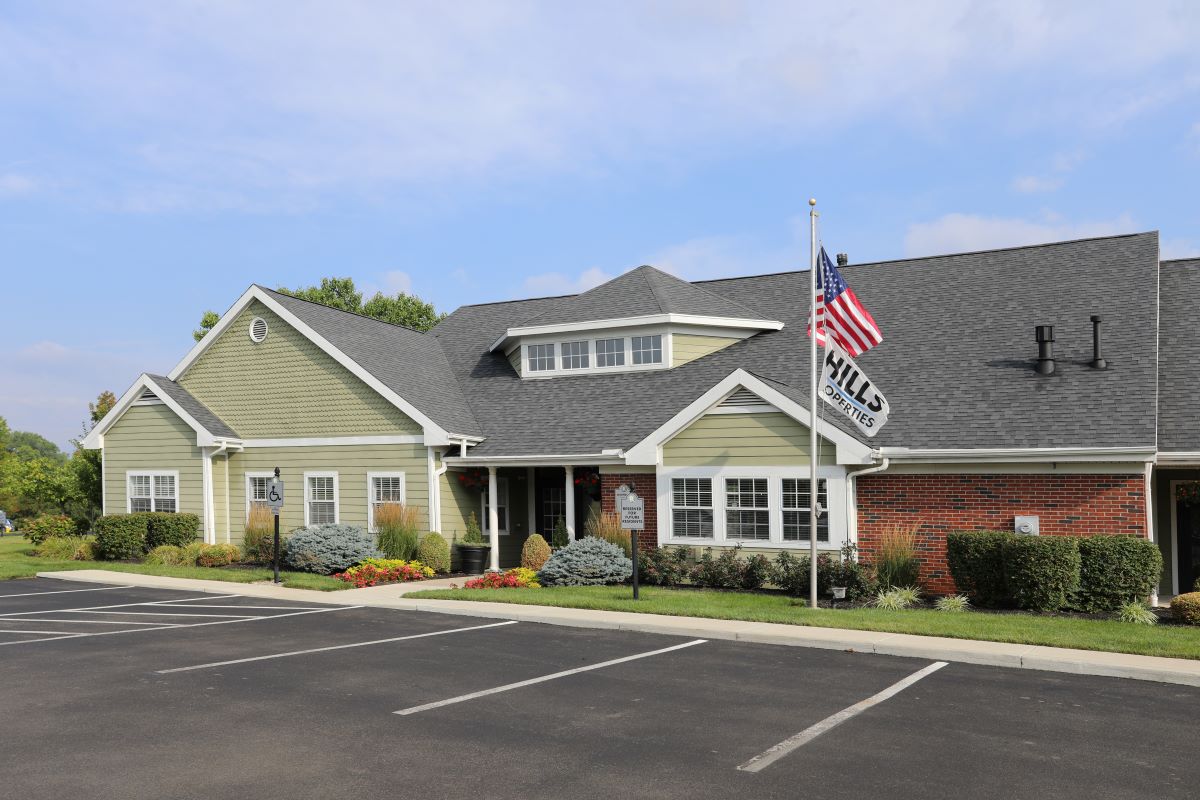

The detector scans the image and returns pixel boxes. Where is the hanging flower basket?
[1177,482,1200,507]
[574,468,601,499]
[456,468,488,491]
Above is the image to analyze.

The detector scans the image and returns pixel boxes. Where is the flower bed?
[336,558,435,587]
[463,567,540,589]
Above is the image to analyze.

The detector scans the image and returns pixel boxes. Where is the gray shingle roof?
[516,265,770,328]
[433,232,1162,456]
[145,375,240,439]
[260,288,482,437]
[1157,258,1200,452]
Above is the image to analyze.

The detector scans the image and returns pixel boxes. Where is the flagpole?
[808,198,819,609]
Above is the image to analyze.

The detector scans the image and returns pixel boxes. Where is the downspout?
[845,457,890,554]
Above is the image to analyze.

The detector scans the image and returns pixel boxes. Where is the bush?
[145,513,200,549]
[243,504,276,563]
[461,512,485,545]
[178,541,206,566]
[520,533,552,571]
[691,548,744,589]
[639,545,691,587]
[946,531,1014,606]
[550,516,569,549]
[94,514,150,560]
[874,587,919,610]
[34,535,95,561]
[873,524,922,589]
[584,511,631,557]
[1115,601,1157,626]
[418,532,451,574]
[144,545,184,565]
[1003,535,1080,612]
[464,567,541,589]
[337,558,434,587]
[740,553,772,590]
[1075,535,1163,613]
[537,536,632,586]
[375,503,421,560]
[771,550,826,597]
[283,524,381,574]
[22,514,77,545]
[935,594,971,613]
[826,543,877,601]
[197,543,241,567]
[1170,592,1200,625]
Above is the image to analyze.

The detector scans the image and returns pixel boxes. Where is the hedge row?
[93,513,200,560]
[946,531,1161,612]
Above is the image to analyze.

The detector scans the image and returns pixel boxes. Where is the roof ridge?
[639,266,668,314]
[255,285,434,337]
[1161,257,1200,266]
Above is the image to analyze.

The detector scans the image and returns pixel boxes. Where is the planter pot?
[459,544,491,575]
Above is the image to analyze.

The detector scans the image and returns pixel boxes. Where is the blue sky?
[2,1,1198,448]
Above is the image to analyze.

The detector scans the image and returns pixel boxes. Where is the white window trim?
[245,471,275,518]
[126,470,180,514]
[366,471,407,532]
[303,471,340,527]
[723,477,772,543]
[656,465,847,549]
[481,477,511,535]
[519,325,674,379]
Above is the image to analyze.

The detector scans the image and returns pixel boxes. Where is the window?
[782,478,828,542]
[367,472,406,532]
[632,334,663,365]
[528,343,555,372]
[542,486,566,534]
[560,340,589,370]
[595,337,625,367]
[671,477,713,538]
[305,473,339,526]
[248,475,270,505]
[481,478,510,534]
[725,478,770,540]
[128,472,177,513]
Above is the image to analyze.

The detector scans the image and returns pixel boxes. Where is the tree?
[8,431,64,461]
[193,310,220,342]
[361,291,446,331]
[72,390,116,524]
[278,277,363,314]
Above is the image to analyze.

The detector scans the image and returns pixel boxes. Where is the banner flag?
[819,343,890,438]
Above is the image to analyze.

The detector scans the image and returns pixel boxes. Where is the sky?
[1,1,1198,449]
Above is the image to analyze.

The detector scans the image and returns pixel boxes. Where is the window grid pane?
[249,477,269,502]
[373,476,403,503]
[725,478,770,540]
[671,477,713,538]
[528,343,555,371]
[595,338,625,367]
[782,478,829,542]
[632,334,663,365]
[560,340,589,370]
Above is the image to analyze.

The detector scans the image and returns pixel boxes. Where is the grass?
[0,536,349,591]
[407,584,1200,660]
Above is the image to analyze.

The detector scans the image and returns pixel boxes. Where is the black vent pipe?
[1035,325,1055,375]
[836,253,849,267]
[1090,315,1107,369]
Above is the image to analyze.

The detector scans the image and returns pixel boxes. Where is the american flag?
[807,247,883,356]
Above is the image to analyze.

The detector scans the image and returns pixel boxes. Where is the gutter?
[877,446,1157,464]
[443,452,627,468]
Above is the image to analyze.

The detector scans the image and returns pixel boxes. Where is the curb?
[36,570,1200,688]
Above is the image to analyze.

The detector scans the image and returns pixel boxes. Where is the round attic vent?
[248,317,269,343]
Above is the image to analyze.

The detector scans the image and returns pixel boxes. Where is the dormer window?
[561,341,589,370]
[528,343,555,372]
[595,337,625,367]
[632,334,663,365]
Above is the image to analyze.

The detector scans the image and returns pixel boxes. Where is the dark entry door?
[1179,501,1200,592]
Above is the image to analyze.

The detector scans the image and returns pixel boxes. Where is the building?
[82,231,1200,597]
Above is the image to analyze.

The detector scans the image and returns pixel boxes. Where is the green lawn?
[0,536,349,591]
[409,585,1200,660]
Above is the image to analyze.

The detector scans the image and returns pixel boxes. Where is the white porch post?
[526,467,536,534]
[564,465,576,542]
[487,466,501,572]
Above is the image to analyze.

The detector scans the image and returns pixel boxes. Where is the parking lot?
[0,577,1196,799]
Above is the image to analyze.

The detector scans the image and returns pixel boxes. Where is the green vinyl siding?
[662,412,835,467]
[507,347,521,375]
[102,404,205,529]
[671,334,740,367]
[212,454,228,542]
[178,300,420,438]
[440,466,532,569]
[223,443,429,544]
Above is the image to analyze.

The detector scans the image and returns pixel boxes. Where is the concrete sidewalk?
[37,569,1200,688]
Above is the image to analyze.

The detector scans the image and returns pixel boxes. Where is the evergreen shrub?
[537,536,632,586]
[283,524,381,575]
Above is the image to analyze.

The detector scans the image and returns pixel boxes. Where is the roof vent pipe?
[1035,325,1055,375]
[1090,315,1107,369]
[836,253,849,267]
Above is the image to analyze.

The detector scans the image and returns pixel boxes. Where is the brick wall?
[856,473,1147,595]
[600,473,658,552]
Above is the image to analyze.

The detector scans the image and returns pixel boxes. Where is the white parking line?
[394,639,708,716]
[0,629,93,635]
[158,620,520,673]
[0,585,133,599]
[737,661,949,773]
[39,610,256,618]
[145,595,241,604]
[143,604,324,611]
[0,597,224,618]
[2,618,179,626]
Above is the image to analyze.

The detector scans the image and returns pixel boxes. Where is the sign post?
[620,492,645,599]
[267,467,285,584]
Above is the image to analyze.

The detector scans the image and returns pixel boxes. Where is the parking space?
[2,578,1198,800]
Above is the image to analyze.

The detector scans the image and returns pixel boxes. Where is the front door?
[1178,499,1200,593]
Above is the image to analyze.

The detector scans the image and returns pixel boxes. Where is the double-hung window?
[595,337,625,367]
[561,340,589,370]
[671,477,713,538]
[528,343,555,372]
[631,334,663,365]
[724,478,770,540]
[782,478,828,542]
[247,475,270,507]
[128,472,177,513]
[305,473,338,526]
[367,472,405,532]
[481,478,509,534]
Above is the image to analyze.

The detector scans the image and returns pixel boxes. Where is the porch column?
[487,466,501,572]
[564,465,576,542]
[526,467,536,535]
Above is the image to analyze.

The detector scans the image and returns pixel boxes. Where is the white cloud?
[1012,175,1064,194]
[903,212,1139,258]
[377,270,413,295]
[0,173,36,195]
[520,267,613,297]
[1162,239,1200,260]
[648,233,801,282]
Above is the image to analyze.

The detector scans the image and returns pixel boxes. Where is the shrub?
[520,533,552,571]
[1003,535,1080,612]
[740,553,772,590]
[1115,601,1157,625]
[537,536,632,586]
[243,504,276,563]
[550,516,569,549]
[640,545,690,587]
[873,588,916,610]
[826,543,877,601]
[691,548,744,589]
[584,511,631,557]
[770,551,840,597]
[461,512,485,545]
[197,543,241,567]
[337,558,434,587]
[375,503,421,560]
[22,514,77,545]
[1075,535,1163,613]
[464,567,541,589]
[144,545,185,566]
[1170,592,1200,625]
[94,514,150,560]
[418,532,451,574]
[178,541,206,566]
[145,513,200,549]
[283,524,382,575]
[34,535,95,561]
[935,594,971,613]
[873,523,922,589]
[945,530,1014,606]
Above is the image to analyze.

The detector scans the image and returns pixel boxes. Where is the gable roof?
[1156,257,1200,453]
[146,375,239,439]
[81,373,239,449]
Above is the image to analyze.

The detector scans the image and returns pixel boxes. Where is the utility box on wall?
[1014,515,1040,535]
